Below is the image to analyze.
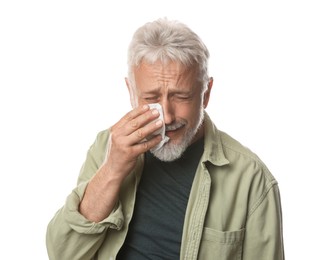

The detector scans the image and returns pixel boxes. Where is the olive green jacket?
[46,113,284,259]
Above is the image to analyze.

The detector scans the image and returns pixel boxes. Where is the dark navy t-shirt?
[117,138,204,259]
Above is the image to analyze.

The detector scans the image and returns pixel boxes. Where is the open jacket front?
[46,113,285,260]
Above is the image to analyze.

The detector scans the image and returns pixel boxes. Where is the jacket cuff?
[64,182,124,234]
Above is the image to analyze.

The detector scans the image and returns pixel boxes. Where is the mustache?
[165,120,187,131]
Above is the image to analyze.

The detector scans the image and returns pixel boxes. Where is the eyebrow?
[140,88,193,96]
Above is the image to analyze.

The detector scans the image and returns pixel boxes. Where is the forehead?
[134,61,198,88]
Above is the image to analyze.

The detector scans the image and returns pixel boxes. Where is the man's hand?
[79,104,163,222]
[104,104,163,180]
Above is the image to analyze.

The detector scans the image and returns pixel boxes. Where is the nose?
[160,100,175,125]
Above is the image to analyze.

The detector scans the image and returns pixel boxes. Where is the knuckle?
[141,141,149,150]
[130,120,138,128]
[109,130,119,141]
[136,129,143,139]
[126,114,133,121]
[110,132,125,148]
[126,109,138,121]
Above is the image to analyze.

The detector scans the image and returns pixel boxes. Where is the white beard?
[151,108,205,162]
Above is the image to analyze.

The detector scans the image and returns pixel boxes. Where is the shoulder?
[220,130,276,183]
[203,114,276,186]
[212,129,279,215]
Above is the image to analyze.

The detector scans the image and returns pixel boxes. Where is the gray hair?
[127,18,210,94]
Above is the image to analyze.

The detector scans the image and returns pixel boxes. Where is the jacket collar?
[202,112,230,166]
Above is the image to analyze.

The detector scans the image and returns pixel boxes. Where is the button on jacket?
[46,113,285,260]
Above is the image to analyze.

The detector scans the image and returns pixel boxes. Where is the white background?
[1,0,334,259]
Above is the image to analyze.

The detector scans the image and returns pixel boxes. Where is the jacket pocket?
[197,227,245,260]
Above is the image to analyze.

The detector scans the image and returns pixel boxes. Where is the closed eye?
[143,96,159,102]
[174,93,193,101]
[176,95,190,99]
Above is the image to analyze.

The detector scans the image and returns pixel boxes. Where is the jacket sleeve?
[243,183,285,260]
[46,130,124,260]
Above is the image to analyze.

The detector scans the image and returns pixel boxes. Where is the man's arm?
[46,105,163,259]
[79,105,162,222]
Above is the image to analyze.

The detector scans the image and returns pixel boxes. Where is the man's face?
[128,61,211,161]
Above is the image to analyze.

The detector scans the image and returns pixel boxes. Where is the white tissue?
[148,103,170,152]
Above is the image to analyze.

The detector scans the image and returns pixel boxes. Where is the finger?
[108,107,162,149]
[133,134,163,154]
[115,105,150,129]
[127,118,163,144]
[124,108,161,137]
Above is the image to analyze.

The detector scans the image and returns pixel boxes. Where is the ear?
[125,77,137,108]
[203,77,213,109]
